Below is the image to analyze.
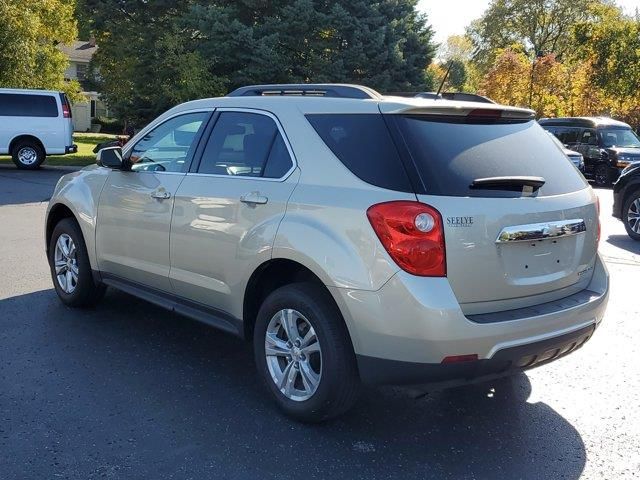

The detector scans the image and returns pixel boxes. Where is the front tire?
[48,218,106,307]
[12,140,45,170]
[253,283,360,422]
[623,189,640,241]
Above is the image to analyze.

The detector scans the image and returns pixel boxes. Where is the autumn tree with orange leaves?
[461,0,640,124]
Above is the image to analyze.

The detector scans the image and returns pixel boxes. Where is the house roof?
[58,40,97,63]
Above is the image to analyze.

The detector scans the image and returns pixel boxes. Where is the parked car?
[0,88,77,169]
[45,84,609,422]
[612,162,640,240]
[546,131,585,172]
[539,117,640,187]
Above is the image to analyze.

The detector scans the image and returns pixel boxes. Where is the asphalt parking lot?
[1,165,639,479]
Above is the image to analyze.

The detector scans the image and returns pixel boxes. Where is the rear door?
[169,109,299,316]
[59,93,74,148]
[388,114,598,313]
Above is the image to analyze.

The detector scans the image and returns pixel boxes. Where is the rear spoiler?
[380,101,535,121]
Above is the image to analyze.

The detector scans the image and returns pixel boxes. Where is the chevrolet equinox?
[46,84,609,422]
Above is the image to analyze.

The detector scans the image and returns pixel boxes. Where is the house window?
[90,100,96,118]
[76,63,88,81]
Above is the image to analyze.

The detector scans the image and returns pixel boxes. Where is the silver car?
[46,84,609,422]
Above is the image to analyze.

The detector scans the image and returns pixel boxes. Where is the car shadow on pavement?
[0,288,586,479]
[605,234,640,256]
[0,165,77,206]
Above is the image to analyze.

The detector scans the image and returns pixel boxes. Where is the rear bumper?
[357,323,595,385]
[65,144,78,154]
[330,254,609,385]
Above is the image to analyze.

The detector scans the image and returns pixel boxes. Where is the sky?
[417,0,640,45]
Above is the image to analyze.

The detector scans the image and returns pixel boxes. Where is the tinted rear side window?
[306,114,412,192]
[391,116,587,197]
[0,93,58,117]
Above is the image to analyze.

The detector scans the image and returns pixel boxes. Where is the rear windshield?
[0,93,59,117]
[391,116,588,197]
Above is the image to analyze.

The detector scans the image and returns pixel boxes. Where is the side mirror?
[97,146,124,169]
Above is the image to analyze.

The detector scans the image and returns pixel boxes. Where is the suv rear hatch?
[382,102,598,314]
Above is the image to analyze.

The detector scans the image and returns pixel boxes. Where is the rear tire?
[11,140,45,170]
[623,189,640,241]
[253,283,361,422]
[594,164,611,187]
[48,218,106,307]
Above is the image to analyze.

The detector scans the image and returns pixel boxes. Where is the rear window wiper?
[470,176,545,192]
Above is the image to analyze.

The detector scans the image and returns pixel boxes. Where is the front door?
[169,109,298,317]
[96,111,210,291]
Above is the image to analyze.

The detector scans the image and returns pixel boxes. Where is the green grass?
[0,132,119,167]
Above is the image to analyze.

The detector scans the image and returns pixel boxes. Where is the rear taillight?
[60,94,72,118]
[366,201,446,276]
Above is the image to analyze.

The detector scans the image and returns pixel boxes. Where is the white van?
[0,88,77,169]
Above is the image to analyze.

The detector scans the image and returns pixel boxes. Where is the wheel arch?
[9,134,46,156]
[46,203,77,256]
[242,258,354,345]
[622,183,640,218]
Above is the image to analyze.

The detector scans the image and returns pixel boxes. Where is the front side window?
[600,128,640,148]
[198,112,293,178]
[129,112,208,173]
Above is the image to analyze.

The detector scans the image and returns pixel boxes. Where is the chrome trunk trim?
[496,219,586,243]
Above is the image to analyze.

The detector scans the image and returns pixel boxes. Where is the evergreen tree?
[81,0,435,123]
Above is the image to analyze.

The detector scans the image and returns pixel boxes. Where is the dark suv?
[613,163,640,240]
[539,117,640,186]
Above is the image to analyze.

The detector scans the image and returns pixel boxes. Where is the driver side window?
[129,112,208,173]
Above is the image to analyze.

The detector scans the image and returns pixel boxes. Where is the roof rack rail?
[227,84,382,100]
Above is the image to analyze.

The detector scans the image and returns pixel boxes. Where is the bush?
[93,116,124,134]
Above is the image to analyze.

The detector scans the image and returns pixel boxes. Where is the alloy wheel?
[54,233,79,294]
[627,198,640,234]
[264,308,322,402]
[17,147,38,166]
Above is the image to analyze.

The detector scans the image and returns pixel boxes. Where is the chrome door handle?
[240,192,268,205]
[150,190,171,200]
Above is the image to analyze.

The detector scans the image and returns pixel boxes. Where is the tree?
[439,35,475,62]
[434,35,477,92]
[574,3,640,105]
[467,0,593,70]
[80,0,213,123]
[0,0,81,99]
[479,48,530,107]
[186,0,434,91]
[82,0,436,123]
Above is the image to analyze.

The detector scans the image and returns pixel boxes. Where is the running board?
[100,273,244,338]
